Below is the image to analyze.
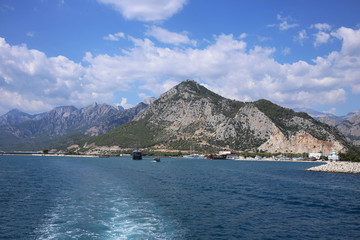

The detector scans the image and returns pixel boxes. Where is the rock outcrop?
[307,162,360,174]
[89,80,349,153]
[319,113,360,146]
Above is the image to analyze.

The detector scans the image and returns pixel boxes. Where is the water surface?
[1,156,359,239]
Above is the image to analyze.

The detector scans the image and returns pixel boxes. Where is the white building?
[219,151,232,155]
[309,152,322,160]
[328,149,339,162]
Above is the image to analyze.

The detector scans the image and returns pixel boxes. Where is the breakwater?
[307,161,360,174]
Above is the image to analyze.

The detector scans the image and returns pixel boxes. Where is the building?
[309,152,322,160]
[328,149,339,162]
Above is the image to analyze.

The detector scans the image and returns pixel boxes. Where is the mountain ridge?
[0,101,152,150]
[84,80,349,154]
[294,108,360,146]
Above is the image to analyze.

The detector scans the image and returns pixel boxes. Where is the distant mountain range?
[294,108,360,146]
[293,107,360,121]
[0,98,155,151]
[0,81,356,153]
[0,109,47,126]
[82,80,349,154]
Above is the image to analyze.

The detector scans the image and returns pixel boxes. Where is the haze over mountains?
[0,98,155,151]
[0,81,358,152]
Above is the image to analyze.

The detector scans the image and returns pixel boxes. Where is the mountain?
[319,111,360,146]
[142,97,157,105]
[0,109,46,126]
[85,102,151,136]
[84,80,348,154]
[0,101,151,151]
[293,108,339,120]
[294,108,360,146]
[294,108,360,121]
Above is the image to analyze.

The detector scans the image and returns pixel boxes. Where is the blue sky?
[0,0,360,116]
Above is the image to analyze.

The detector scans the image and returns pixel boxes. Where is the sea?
[1,155,360,240]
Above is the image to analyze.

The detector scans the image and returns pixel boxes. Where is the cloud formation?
[145,26,196,45]
[0,38,84,113]
[269,14,299,31]
[294,30,308,45]
[97,0,188,21]
[311,23,332,47]
[104,32,125,41]
[1,26,360,114]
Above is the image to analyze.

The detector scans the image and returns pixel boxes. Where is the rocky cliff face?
[85,102,150,136]
[319,113,360,146]
[119,80,348,153]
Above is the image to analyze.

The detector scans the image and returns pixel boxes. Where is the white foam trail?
[35,186,184,239]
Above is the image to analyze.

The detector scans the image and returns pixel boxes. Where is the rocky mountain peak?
[51,106,78,116]
[159,80,224,103]
[7,108,28,115]
[116,80,349,153]
[142,97,157,105]
[0,109,31,126]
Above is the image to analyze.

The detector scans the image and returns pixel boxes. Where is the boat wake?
[35,182,183,239]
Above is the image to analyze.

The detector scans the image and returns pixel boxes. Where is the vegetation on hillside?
[85,117,163,148]
[339,146,360,162]
[254,99,348,146]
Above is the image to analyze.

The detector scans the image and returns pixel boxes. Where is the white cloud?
[323,108,337,115]
[311,23,331,31]
[294,29,308,45]
[27,32,35,38]
[145,26,196,45]
[1,26,360,114]
[269,14,299,31]
[82,31,357,108]
[282,47,291,55]
[314,31,331,47]
[310,23,333,47]
[97,0,188,22]
[239,33,247,39]
[104,32,125,41]
[114,97,133,109]
[0,88,53,114]
[138,92,149,100]
[0,37,85,113]
[332,27,360,56]
[353,84,360,94]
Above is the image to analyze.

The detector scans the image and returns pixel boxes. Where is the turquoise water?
[1,156,359,239]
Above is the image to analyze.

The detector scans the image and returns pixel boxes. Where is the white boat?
[183,154,205,159]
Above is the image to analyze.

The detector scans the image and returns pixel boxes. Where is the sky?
[0,0,360,116]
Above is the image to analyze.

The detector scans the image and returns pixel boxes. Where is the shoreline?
[306,161,360,174]
[0,153,100,158]
[2,153,360,174]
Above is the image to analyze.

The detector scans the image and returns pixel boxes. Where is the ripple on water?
[34,164,184,240]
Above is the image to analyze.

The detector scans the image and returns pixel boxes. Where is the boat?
[132,149,142,160]
[207,154,227,160]
[183,154,205,159]
[153,157,160,162]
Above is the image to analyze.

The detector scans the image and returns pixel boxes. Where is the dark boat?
[153,157,160,162]
[132,149,142,160]
[207,154,227,160]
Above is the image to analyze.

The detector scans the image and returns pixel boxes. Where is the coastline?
[306,161,360,174]
[0,153,99,158]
